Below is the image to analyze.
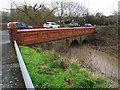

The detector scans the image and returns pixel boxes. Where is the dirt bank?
[89,25,118,58]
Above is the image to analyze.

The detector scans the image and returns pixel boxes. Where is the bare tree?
[51,0,89,23]
[51,1,69,23]
[9,1,56,25]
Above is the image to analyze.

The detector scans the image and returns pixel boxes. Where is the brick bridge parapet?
[8,23,96,49]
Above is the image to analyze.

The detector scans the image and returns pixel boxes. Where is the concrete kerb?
[14,41,35,90]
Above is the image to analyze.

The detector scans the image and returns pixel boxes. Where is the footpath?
[1,30,25,89]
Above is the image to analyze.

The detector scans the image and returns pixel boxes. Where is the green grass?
[19,46,109,89]
[64,24,69,27]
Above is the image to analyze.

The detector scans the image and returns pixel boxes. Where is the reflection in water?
[61,45,119,83]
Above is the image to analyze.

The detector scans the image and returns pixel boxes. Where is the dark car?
[68,22,80,27]
[7,22,33,29]
[84,24,92,27]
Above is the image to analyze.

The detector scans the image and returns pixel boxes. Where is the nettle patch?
[19,46,109,89]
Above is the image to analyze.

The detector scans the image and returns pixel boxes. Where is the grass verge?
[19,46,109,89]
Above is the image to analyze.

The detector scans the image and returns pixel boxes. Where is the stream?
[60,45,119,87]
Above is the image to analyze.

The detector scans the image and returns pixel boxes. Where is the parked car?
[84,23,92,27]
[7,22,33,29]
[43,22,60,28]
[69,21,80,27]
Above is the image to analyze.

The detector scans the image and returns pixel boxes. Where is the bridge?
[8,23,96,49]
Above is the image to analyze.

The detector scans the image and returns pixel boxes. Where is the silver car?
[43,22,60,28]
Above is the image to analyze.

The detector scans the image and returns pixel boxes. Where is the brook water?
[60,45,119,85]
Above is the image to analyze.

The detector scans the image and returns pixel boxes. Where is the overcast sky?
[0,0,119,16]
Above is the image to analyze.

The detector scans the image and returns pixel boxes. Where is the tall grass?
[19,46,109,89]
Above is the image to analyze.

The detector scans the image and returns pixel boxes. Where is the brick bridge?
[8,24,96,50]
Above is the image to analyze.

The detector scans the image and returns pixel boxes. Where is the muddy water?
[61,45,119,82]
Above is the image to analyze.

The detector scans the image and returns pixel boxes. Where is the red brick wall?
[9,27,96,45]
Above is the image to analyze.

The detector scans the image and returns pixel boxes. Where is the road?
[1,30,25,89]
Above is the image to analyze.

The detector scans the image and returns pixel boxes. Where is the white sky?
[0,0,119,16]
